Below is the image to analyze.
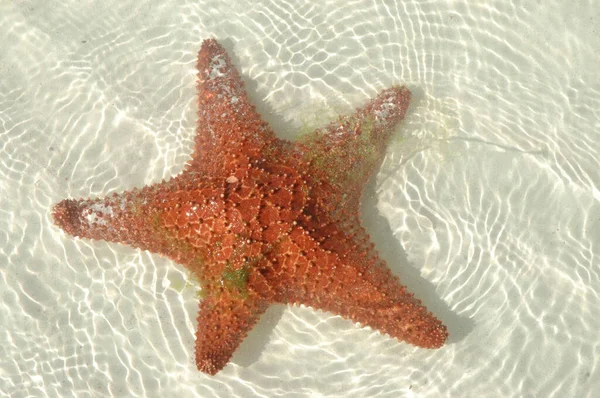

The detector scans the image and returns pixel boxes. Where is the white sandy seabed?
[0,1,599,397]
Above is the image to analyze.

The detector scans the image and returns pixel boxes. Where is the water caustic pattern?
[3,0,600,397]
[52,39,447,375]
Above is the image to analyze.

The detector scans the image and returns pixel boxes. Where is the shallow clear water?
[1,1,599,397]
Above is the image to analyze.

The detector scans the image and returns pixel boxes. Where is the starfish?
[53,39,448,375]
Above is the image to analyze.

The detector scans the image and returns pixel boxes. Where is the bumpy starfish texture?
[53,39,448,375]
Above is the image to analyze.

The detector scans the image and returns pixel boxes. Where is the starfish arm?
[195,291,268,375]
[296,86,411,218]
[51,176,218,264]
[52,192,153,246]
[269,226,448,349]
[186,39,280,178]
[309,261,448,349]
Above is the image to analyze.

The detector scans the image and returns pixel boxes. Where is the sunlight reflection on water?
[1,0,599,397]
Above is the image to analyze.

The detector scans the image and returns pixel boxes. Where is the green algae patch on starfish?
[350,115,381,169]
[221,261,251,299]
[298,114,382,191]
[196,286,208,300]
[150,211,163,231]
[148,210,214,294]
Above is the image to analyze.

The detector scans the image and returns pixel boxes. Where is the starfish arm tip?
[52,199,84,238]
[194,293,267,375]
[195,350,229,376]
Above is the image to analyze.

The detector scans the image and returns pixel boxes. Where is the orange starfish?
[53,39,447,375]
